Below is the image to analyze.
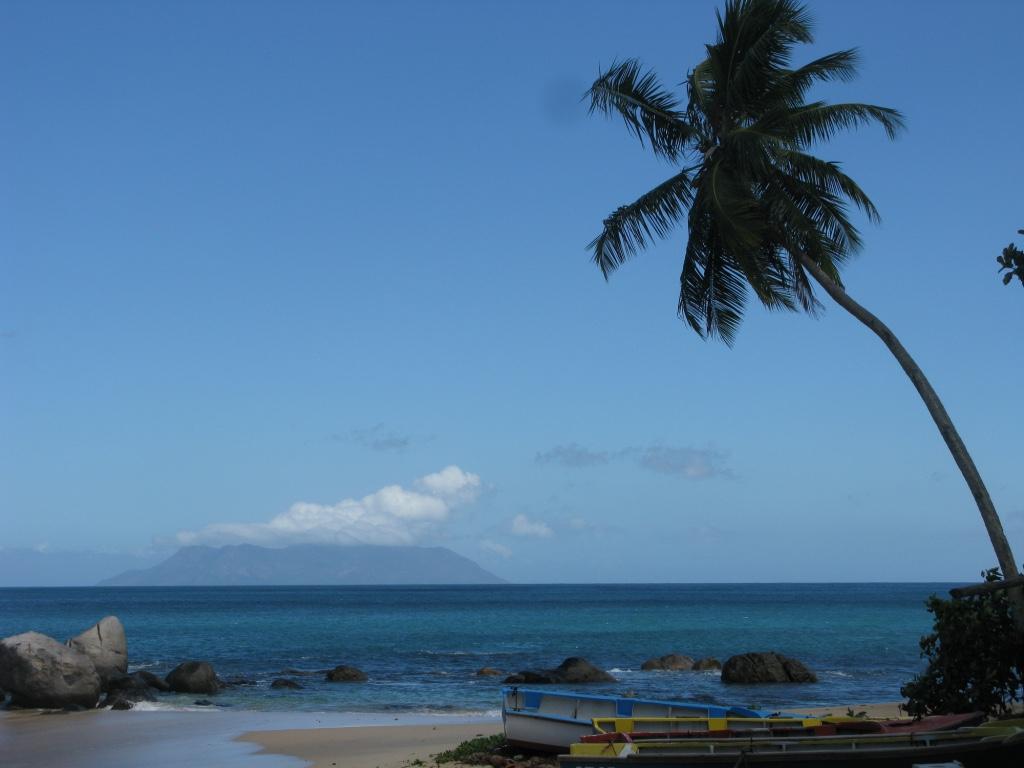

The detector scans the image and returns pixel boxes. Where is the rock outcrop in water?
[165,661,220,693]
[271,678,303,689]
[0,631,103,709]
[504,657,616,684]
[325,665,368,682]
[693,657,722,670]
[103,673,158,709]
[721,652,817,683]
[641,653,695,671]
[66,616,128,686]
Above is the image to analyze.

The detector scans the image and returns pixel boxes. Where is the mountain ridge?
[98,543,506,586]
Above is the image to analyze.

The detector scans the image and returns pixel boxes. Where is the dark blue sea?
[0,583,948,715]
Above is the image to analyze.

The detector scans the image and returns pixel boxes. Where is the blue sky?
[2,0,1022,583]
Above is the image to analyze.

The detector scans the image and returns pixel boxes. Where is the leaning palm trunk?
[796,252,1024,630]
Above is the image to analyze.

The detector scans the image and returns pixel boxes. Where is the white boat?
[501,687,785,752]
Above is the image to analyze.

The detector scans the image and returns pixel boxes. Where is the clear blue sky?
[2,0,1022,582]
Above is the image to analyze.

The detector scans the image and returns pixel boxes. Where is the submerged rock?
[270,678,303,689]
[325,665,367,682]
[476,667,503,677]
[166,661,220,694]
[0,632,102,709]
[220,676,256,687]
[641,654,695,671]
[503,657,616,685]
[721,652,817,683]
[66,616,127,687]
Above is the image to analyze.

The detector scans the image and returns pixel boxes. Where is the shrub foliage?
[902,568,1024,716]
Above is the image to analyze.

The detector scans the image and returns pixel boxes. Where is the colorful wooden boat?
[585,711,986,740]
[560,718,1024,768]
[501,687,800,752]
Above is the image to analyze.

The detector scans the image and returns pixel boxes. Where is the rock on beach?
[66,616,128,686]
[0,631,102,709]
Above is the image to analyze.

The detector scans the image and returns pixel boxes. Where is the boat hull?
[502,687,797,752]
[558,737,1024,768]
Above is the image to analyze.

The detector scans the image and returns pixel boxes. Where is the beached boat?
[586,711,985,739]
[560,718,1024,768]
[501,687,797,752]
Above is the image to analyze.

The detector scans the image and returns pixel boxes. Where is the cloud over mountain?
[175,466,481,547]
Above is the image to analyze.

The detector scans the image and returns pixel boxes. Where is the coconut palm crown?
[587,0,1023,621]
[587,0,902,344]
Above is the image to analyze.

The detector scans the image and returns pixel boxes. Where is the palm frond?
[589,169,695,277]
[678,191,751,344]
[587,60,696,161]
[719,0,814,114]
[775,148,880,223]
[764,101,906,145]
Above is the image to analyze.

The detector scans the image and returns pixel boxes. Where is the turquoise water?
[0,583,945,714]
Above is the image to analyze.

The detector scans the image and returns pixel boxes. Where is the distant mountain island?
[98,544,505,586]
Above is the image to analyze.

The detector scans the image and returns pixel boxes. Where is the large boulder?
[166,661,220,694]
[325,665,367,682]
[66,616,127,686]
[0,632,102,709]
[641,654,694,671]
[721,652,817,683]
[503,657,616,685]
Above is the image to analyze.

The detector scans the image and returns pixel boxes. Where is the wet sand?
[241,722,502,768]
[0,708,497,768]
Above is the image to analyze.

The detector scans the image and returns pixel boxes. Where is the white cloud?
[175,466,481,547]
[480,539,513,559]
[416,465,481,503]
[511,514,553,538]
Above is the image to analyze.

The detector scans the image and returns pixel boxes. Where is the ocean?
[0,583,947,715]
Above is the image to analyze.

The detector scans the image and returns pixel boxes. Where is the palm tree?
[997,230,1024,287]
[586,0,1021,604]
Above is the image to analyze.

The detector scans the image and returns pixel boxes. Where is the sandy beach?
[242,721,503,768]
[240,702,906,768]
[0,709,498,768]
[0,702,908,768]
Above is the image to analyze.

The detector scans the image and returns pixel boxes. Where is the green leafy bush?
[902,568,1024,716]
[434,734,507,764]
